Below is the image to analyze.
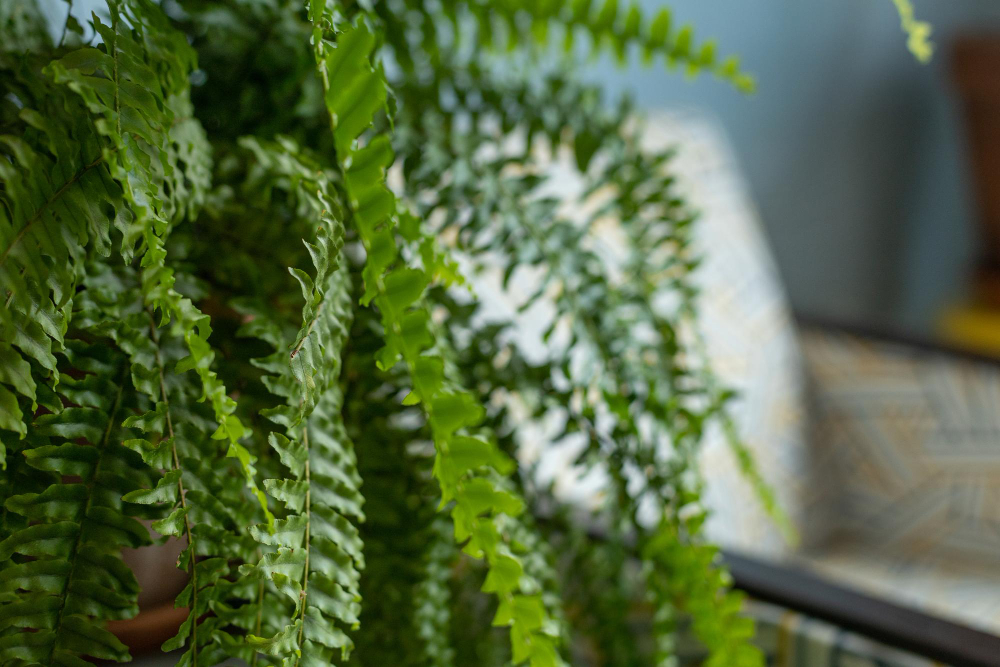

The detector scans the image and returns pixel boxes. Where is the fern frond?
[396,56,769,664]
[75,260,257,666]
[0,336,153,666]
[0,51,117,431]
[0,0,264,518]
[237,136,348,424]
[44,0,266,517]
[243,331,364,665]
[388,0,754,91]
[217,135,364,663]
[308,13,564,665]
[44,0,205,243]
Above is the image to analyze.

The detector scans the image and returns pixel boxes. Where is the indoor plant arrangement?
[0,1,928,666]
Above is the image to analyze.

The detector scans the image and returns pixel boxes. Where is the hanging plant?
[0,1,926,665]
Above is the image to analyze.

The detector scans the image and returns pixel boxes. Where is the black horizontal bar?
[723,550,1000,667]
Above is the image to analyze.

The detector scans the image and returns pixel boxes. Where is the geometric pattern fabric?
[801,329,1000,565]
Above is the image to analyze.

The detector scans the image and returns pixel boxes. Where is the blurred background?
[588,0,1000,344]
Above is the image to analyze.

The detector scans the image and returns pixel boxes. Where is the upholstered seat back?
[640,112,814,557]
[800,329,1000,564]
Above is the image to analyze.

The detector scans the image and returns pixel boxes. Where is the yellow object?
[890,0,934,63]
[939,303,1000,357]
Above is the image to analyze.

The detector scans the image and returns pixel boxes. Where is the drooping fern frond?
[235,136,349,425]
[0,293,155,666]
[1,0,265,520]
[49,0,266,516]
[243,386,364,664]
[0,50,119,451]
[452,0,755,91]
[374,0,752,92]
[199,135,366,664]
[0,2,278,659]
[308,12,564,665]
[73,260,257,667]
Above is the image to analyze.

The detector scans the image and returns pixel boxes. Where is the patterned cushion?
[800,328,1000,564]
[639,112,811,557]
[796,328,1000,634]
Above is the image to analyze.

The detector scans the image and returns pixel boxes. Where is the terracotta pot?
[107,528,189,655]
[953,35,1000,304]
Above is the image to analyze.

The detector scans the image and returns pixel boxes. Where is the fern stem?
[293,429,311,666]
[148,310,199,666]
[290,314,320,361]
[47,376,126,661]
[251,554,264,667]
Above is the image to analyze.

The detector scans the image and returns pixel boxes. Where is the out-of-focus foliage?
[890,0,934,63]
[0,1,799,665]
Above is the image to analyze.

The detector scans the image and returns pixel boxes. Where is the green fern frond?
[0,335,152,666]
[71,259,256,666]
[47,0,266,517]
[308,13,564,665]
[237,136,348,424]
[243,388,365,664]
[243,344,364,665]
[0,51,117,429]
[395,56,770,664]
[0,0,265,518]
[221,134,364,663]
[396,0,755,91]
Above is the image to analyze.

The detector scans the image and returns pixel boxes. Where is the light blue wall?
[588,1,1000,333]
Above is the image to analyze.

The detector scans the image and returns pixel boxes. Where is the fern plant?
[0,1,924,665]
